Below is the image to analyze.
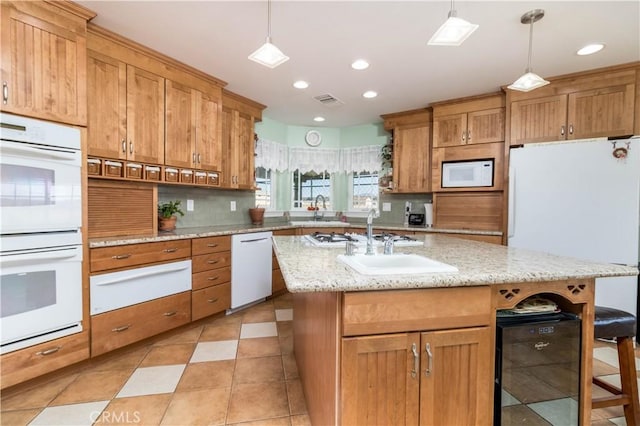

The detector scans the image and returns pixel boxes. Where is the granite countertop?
[272,234,639,293]
[88,222,501,248]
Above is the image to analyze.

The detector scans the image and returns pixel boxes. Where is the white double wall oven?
[0,112,83,354]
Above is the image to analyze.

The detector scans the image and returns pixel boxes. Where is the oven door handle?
[94,263,191,286]
[0,140,79,162]
[0,246,81,265]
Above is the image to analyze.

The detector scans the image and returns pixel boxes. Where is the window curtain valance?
[255,139,382,174]
[255,138,289,172]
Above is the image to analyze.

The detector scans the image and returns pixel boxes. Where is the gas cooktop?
[304,232,423,247]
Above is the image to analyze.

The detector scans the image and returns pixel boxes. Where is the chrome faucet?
[314,194,326,221]
[366,208,376,255]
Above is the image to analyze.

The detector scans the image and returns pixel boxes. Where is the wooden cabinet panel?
[191,251,231,274]
[236,112,255,189]
[1,331,89,389]
[192,235,231,255]
[467,108,505,144]
[192,267,231,291]
[341,333,420,426]
[197,90,222,171]
[393,124,431,193]
[510,95,568,144]
[192,282,230,320]
[87,51,127,159]
[91,292,191,356]
[297,227,344,235]
[0,1,91,125]
[90,240,191,272]
[568,84,635,139]
[446,233,502,244]
[433,113,466,148]
[433,192,503,231]
[126,65,164,164]
[431,141,504,192]
[221,108,255,189]
[419,327,492,426]
[165,79,195,168]
[342,287,491,336]
[272,268,286,294]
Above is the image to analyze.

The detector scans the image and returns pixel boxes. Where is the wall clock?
[305,130,322,147]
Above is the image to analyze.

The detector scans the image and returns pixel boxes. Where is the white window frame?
[255,167,276,211]
[348,171,379,216]
[290,169,334,214]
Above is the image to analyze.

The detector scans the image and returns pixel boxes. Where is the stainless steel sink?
[336,253,458,275]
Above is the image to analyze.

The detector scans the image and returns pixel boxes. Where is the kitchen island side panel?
[293,291,341,426]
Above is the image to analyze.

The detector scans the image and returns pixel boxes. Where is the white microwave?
[442,160,494,188]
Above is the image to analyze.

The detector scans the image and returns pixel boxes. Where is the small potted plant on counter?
[158,200,184,231]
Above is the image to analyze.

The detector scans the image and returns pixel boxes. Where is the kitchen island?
[272,234,638,426]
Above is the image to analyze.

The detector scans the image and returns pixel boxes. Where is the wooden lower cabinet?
[341,327,492,426]
[192,282,230,321]
[1,331,89,389]
[272,268,286,294]
[91,292,191,356]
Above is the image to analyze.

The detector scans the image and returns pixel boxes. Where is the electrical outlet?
[382,202,391,212]
[230,201,236,211]
[186,199,194,212]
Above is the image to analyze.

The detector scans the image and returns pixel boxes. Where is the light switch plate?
[186,199,194,211]
[230,201,236,211]
[382,202,391,212]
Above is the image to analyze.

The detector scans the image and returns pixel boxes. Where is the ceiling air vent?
[313,93,344,108]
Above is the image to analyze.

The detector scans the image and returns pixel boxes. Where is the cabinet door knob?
[36,346,62,356]
[425,342,433,376]
[2,81,8,104]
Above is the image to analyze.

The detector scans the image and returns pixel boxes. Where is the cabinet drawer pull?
[207,243,218,248]
[163,248,178,253]
[2,81,8,104]
[207,259,219,264]
[129,141,133,154]
[425,343,433,377]
[197,153,201,164]
[112,254,131,260]
[467,130,471,141]
[560,125,565,136]
[164,311,177,317]
[112,325,131,332]
[461,131,465,142]
[207,298,219,303]
[193,152,197,163]
[122,139,126,153]
[569,124,574,135]
[411,343,418,379]
[207,276,220,281]
[36,346,61,356]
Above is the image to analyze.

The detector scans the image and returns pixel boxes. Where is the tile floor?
[0,293,638,425]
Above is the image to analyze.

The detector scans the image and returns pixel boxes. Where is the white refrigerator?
[508,137,640,318]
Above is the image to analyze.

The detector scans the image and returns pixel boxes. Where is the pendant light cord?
[526,18,534,72]
[267,0,272,40]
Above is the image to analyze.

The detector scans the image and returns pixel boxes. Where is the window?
[292,169,332,210]
[255,167,274,209]
[349,171,379,211]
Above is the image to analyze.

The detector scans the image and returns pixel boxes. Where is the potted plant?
[248,206,265,225]
[158,200,184,231]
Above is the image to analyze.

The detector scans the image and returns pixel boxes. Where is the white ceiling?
[78,1,640,128]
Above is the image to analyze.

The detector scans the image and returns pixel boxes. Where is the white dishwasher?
[230,232,272,310]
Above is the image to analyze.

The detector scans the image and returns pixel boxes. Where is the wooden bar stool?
[592,306,640,425]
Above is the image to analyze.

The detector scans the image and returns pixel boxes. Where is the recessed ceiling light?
[351,59,370,70]
[362,91,378,99]
[293,80,309,89]
[577,43,605,56]
[313,116,325,122]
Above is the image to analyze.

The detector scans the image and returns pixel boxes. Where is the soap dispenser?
[404,201,411,227]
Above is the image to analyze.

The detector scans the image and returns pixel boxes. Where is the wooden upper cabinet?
[236,112,255,189]
[87,51,164,164]
[165,80,222,170]
[0,1,94,125]
[393,124,431,193]
[87,51,127,159]
[509,68,637,145]
[126,66,164,164]
[432,94,505,148]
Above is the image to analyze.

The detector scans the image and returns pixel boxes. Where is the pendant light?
[248,0,289,69]
[428,0,478,46]
[508,9,549,92]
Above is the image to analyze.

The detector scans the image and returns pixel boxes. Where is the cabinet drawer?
[90,240,191,272]
[192,283,230,321]
[192,251,231,274]
[192,266,231,291]
[192,236,231,255]
[91,292,191,356]
[1,331,89,389]
[342,286,491,336]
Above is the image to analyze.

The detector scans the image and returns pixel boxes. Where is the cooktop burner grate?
[310,232,357,243]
